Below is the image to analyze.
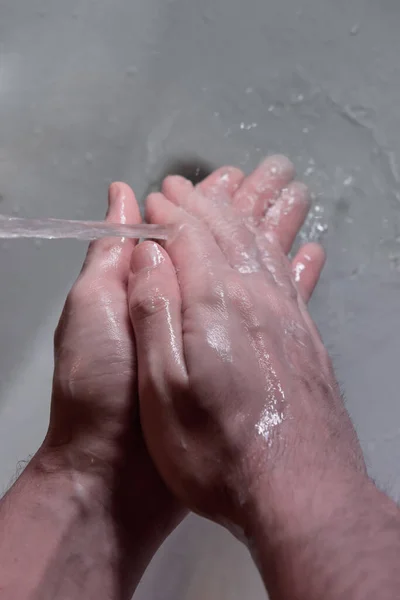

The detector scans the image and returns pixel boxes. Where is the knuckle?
[130,286,170,322]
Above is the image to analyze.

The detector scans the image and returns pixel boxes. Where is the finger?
[82,182,142,278]
[292,243,326,303]
[128,241,187,384]
[162,175,195,209]
[145,192,236,310]
[262,181,310,254]
[232,155,295,216]
[159,177,264,275]
[255,230,298,296]
[197,166,245,199]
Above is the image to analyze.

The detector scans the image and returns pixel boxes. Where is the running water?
[0,216,170,241]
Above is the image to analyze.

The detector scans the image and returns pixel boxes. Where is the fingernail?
[131,242,165,272]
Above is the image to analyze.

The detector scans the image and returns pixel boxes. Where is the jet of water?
[0,215,170,241]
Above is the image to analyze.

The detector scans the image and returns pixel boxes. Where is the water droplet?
[240,122,258,131]
[34,239,42,248]
[268,105,275,112]
[85,152,94,163]
[294,262,305,283]
[343,175,354,186]
[302,127,309,134]
[245,87,253,94]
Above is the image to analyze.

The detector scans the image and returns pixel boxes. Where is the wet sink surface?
[1,1,400,598]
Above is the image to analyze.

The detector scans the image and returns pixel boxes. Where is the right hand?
[128,157,366,534]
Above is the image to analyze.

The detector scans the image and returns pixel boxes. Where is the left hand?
[41,182,185,592]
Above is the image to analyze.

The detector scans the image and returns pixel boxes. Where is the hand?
[41,183,184,593]
[128,156,366,536]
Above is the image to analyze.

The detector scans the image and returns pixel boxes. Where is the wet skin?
[43,157,324,596]
[128,159,364,531]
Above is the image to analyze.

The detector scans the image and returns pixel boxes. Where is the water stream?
[0,216,170,241]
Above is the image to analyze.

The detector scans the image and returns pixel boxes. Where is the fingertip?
[107,181,141,224]
[162,175,193,205]
[292,243,326,302]
[130,241,166,274]
[264,180,311,253]
[282,181,310,206]
[198,166,245,197]
[233,154,296,216]
[108,181,121,201]
[300,242,326,268]
[261,154,296,179]
[146,192,167,223]
[146,192,187,229]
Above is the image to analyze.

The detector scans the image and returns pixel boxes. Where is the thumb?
[128,241,187,384]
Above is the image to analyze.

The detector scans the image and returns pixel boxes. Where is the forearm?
[246,474,400,600]
[0,445,175,600]
[0,448,127,600]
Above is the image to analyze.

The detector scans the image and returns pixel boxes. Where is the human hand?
[40,183,184,592]
[128,156,366,536]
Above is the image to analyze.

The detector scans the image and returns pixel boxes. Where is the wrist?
[244,472,400,600]
[1,453,148,600]
[244,467,372,554]
[35,440,117,502]
[36,435,186,583]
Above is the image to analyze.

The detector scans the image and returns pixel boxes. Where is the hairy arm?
[0,181,185,600]
[0,441,176,600]
[246,472,400,600]
[0,450,122,600]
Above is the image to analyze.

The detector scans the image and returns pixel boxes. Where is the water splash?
[299,202,328,243]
